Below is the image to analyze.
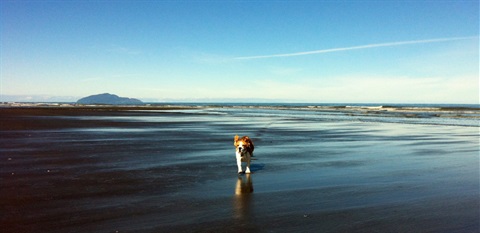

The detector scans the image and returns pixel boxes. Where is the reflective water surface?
[1,107,478,232]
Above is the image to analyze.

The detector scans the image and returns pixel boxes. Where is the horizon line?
[1,96,478,106]
[234,36,478,60]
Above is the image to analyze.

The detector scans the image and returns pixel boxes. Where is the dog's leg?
[245,154,251,174]
[236,153,243,174]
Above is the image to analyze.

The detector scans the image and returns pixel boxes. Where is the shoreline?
[1,103,478,129]
[2,102,479,113]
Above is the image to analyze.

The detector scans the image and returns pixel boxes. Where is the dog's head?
[234,135,254,155]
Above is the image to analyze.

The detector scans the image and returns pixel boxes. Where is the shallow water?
[1,107,479,232]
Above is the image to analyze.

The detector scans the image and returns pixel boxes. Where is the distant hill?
[76,93,143,105]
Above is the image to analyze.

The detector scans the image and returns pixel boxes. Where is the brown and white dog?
[234,135,254,174]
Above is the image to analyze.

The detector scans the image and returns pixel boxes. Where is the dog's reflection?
[233,174,254,221]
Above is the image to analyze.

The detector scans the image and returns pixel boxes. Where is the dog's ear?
[244,136,254,153]
[234,135,239,146]
[244,136,252,145]
[243,137,251,147]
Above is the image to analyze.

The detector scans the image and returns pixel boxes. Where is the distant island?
[76,93,143,105]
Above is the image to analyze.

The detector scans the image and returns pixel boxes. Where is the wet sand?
[1,107,479,232]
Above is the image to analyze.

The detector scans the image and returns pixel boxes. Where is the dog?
[234,135,254,174]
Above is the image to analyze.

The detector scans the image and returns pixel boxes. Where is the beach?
[1,105,479,232]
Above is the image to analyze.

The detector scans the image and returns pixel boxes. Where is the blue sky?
[1,1,478,103]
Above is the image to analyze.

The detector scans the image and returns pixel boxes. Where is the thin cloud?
[107,45,142,55]
[235,36,478,60]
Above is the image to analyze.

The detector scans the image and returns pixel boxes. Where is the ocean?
[1,103,479,232]
[147,102,480,127]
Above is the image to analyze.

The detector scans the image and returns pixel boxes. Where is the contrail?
[234,36,478,60]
